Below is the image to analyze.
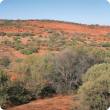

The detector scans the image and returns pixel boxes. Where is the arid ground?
[0,20,110,110]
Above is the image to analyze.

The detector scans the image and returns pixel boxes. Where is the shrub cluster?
[77,63,110,110]
[14,45,24,50]
[0,66,46,108]
[6,32,34,37]
[0,32,6,36]
[20,46,38,55]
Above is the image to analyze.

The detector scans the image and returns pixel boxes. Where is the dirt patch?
[6,95,76,110]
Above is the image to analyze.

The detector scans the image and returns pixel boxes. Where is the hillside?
[0,20,110,110]
[0,20,110,59]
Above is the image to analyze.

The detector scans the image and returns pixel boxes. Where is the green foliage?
[91,48,107,63]
[55,47,60,51]
[47,29,55,33]
[28,46,38,53]
[7,33,21,37]
[6,32,34,38]
[20,46,38,55]
[2,39,9,45]
[28,27,34,30]
[78,63,110,110]
[0,32,6,36]
[47,47,52,51]
[0,56,11,67]
[88,24,95,28]
[5,55,50,106]
[20,32,34,37]
[38,34,43,37]
[14,40,21,44]
[43,28,48,31]
[20,49,32,55]
[27,39,31,41]
[0,20,16,27]
[102,42,110,47]
[60,30,65,36]
[72,44,90,55]
[0,67,11,106]
[13,36,20,41]
[0,20,21,28]
[14,45,24,50]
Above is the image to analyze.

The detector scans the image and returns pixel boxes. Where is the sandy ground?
[5,95,77,110]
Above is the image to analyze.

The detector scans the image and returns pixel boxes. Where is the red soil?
[0,21,110,35]
[0,20,4,23]
[5,95,76,110]
[0,20,110,110]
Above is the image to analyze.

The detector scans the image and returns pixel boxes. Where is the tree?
[43,49,94,94]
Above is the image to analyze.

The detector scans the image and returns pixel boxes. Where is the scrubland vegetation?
[0,20,110,109]
[1,45,110,109]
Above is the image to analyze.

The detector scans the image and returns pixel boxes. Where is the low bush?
[91,48,107,63]
[55,47,60,51]
[0,56,11,67]
[38,34,43,37]
[20,46,38,55]
[7,33,20,37]
[47,30,55,33]
[0,32,6,36]
[20,32,34,37]
[14,45,24,50]
[78,63,110,110]
[0,67,11,106]
[102,42,110,47]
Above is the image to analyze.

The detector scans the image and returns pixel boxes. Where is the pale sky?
[0,0,110,25]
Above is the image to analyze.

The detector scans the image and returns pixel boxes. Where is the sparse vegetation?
[1,19,110,109]
[20,46,38,55]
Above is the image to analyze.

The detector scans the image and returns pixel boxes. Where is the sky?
[0,0,110,26]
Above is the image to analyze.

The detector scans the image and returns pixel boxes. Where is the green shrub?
[5,55,49,106]
[28,46,38,53]
[13,37,18,41]
[88,24,95,28]
[27,39,31,41]
[43,28,48,31]
[15,40,21,44]
[20,32,34,37]
[91,48,107,63]
[30,36,33,39]
[14,45,24,50]
[104,57,110,63]
[0,67,11,106]
[60,30,65,36]
[47,47,52,51]
[38,34,43,37]
[11,45,16,48]
[44,35,47,38]
[0,32,6,36]
[55,47,60,51]
[0,56,11,67]
[19,49,26,54]
[47,29,55,33]
[78,63,110,110]
[7,33,21,37]
[28,27,34,30]
[20,46,38,55]
[72,44,90,55]
[102,42,110,47]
